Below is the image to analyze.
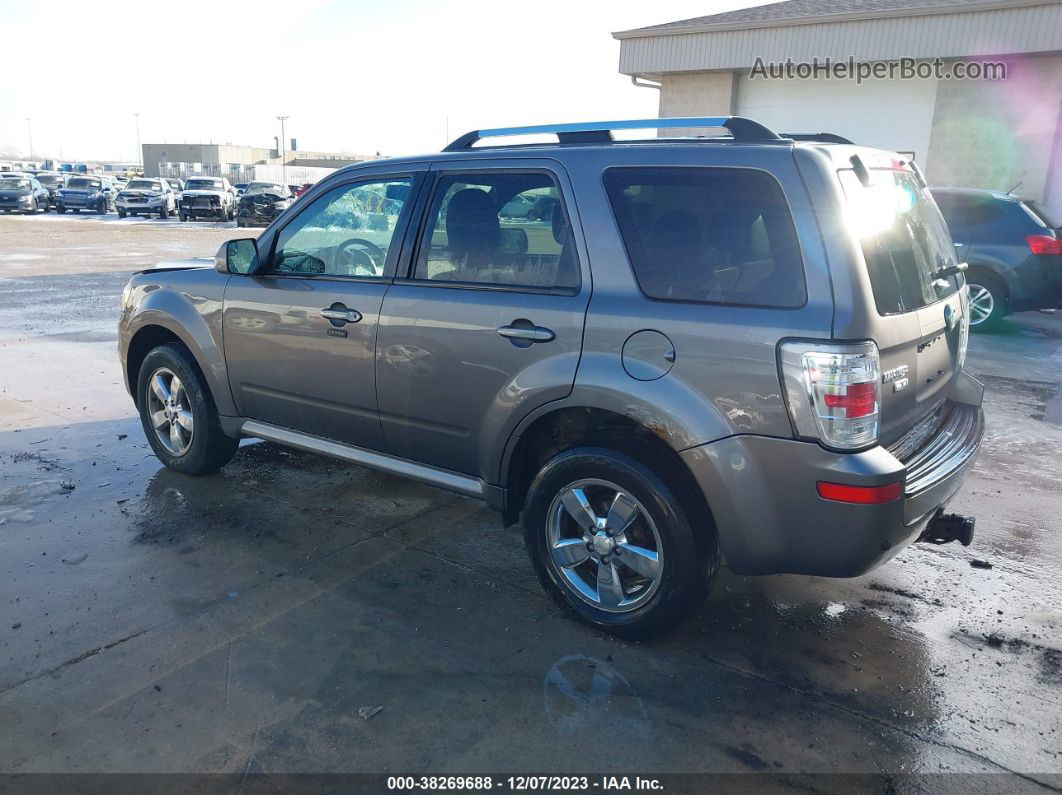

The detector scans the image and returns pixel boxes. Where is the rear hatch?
[835,157,967,447]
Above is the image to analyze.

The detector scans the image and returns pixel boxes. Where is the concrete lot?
[0,215,1059,787]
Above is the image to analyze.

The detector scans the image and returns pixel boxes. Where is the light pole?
[276,115,289,186]
[26,118,33,163]
[133,113,142,169]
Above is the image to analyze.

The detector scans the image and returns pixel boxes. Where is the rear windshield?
[67,178,100,190]
[603,167,806,308]
[839,169,960,315]
[36,174,63,187]
[127,180,161,190]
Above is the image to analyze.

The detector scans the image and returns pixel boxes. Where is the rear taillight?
[779,341,881,450]
[1026,234,1062,255]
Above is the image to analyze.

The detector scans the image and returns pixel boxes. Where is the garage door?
[736,73,938,164]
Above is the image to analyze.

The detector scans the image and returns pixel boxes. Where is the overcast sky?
[0,0,773,162]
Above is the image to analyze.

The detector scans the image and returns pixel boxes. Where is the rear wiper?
[933,262,968,279]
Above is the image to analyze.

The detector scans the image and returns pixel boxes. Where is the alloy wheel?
[146,367,194,456]
[545,479,664,613]
[967,283,995,326]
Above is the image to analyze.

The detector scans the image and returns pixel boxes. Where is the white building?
[615,0,1062,212]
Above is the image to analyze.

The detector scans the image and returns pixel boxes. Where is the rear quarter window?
[603,167,807,308]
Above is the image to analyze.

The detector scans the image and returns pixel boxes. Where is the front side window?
[603,167,806,308]
[271,177,411,278]
[840,169,959,315]
[414,172,579,290]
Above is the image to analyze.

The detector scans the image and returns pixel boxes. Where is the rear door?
[223,168,425,449]
[375,159,590,479]
[836,164,965,444]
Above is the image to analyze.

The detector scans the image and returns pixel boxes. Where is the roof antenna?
[1006,179,1023,196]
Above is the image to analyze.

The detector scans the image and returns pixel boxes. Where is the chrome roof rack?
[443,116,785,151]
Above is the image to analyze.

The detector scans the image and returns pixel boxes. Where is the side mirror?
[216,237,258,274]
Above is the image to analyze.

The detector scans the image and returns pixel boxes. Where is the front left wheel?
[137,343,239,474]
[523,446,717,640]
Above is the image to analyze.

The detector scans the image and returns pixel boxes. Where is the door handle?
[321,307,362,324]
[497,324,555,343]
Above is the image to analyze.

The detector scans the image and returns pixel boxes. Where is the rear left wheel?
[523,447,716,639]
[967,275,1007,331]
[137,343,239,474]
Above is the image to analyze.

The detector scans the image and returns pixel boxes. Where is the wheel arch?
[499,406,719,555]
[124,314,234,415]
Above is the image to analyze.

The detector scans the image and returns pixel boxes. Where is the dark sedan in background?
[932,188,1062,330]
[0,176,49,214]
[236,181,294,227]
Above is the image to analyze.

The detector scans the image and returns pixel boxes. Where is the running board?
[239,420,484,498]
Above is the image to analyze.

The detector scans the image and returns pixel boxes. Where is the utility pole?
[25,118,33,163]
[133,113,142,167]
[277,116,289,185]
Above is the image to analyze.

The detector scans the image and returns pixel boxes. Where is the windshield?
[185,179,223,191]
[36,174,63,187]
[1,179,31,190]
[67,178,101,190]
[839,168,960,315]
[246,182,289,196]
[235,183,247,190]
[166,180,182,189]
[126,180,161,191]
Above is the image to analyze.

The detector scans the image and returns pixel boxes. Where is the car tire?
[179,209,187,222]
[118,209,126,219]
[523,445,717,640]
[136,343,240,475]
[967,273,1008,332]
[227,206,235,221]
[56,205,65,214]
[159,206,169,219]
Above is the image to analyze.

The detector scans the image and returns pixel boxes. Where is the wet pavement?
[0,215,1059,787]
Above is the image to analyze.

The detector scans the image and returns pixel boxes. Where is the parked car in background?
[118,117,984,639]
[179,176,235,222]
[116,178,177,219]
[164,178,184,205]
[34,172,67,208]
[236,182,293,227]
[292,183,313,197]
[55,175,117,214]
[932,188,1062,329]
[0,176,50,214]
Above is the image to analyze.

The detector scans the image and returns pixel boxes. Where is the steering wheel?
[333,238,386,276]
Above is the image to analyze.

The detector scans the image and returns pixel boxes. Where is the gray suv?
[118,117,985,638]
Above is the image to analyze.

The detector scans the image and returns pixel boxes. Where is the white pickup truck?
[178,177,236,222]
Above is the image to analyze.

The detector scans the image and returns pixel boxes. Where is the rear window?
[840,169,960,315]
[603,167,806,308]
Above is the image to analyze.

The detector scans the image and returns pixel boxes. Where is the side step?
[240,420,485,499]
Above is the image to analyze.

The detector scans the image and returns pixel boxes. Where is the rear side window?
[603,167,806,308]
[840,169,959,315]
[932,193,1006,230]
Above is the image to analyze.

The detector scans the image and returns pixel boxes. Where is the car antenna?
[1006,179,1023,196]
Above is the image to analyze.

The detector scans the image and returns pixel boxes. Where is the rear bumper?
[1007,257,1062,311]
[682,372,985,577]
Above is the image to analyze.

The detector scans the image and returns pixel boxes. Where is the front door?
[223,172,421,449]
[376,161,590,478]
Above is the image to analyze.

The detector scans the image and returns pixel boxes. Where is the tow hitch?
[918,510,975,547]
